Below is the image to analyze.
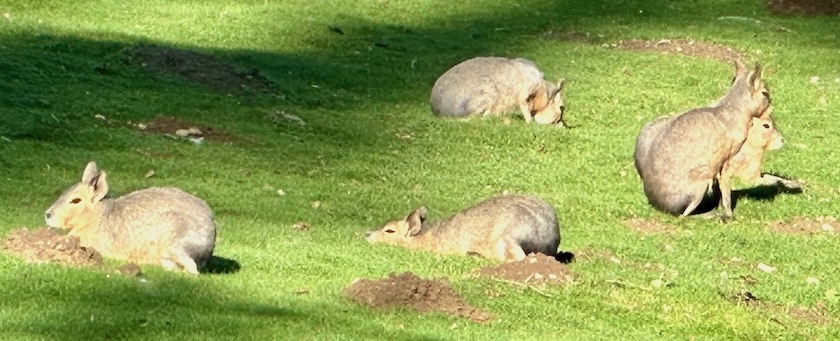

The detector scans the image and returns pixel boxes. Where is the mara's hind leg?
[160,253,200,275]
[682,180,713,217]
[717,174,735,221]
[494,238,526,262]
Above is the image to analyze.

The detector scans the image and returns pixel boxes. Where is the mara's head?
[45,161,109,230]
[530,79,566,126]
[721,60,771,118]
[365,207,426,246]
[748,105,784,151]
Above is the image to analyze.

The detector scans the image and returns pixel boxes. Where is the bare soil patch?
[131,45,277,93]
[767,0,840,16]
[724,291,831,325]
[473,253,573,285]
[2,228,102,267]
[343,272,492,322]
[623,217,676,234]
[541,30,604,44]
[137,115,233,143]
[767,216,838,235]
[609,39,742,63]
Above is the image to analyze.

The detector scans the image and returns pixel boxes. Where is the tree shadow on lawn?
[3,0,836,146]
[0,267,442,340]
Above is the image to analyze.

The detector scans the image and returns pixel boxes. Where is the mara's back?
[427,195,559,255]
[102,187,215,263]
[430,57,543,117]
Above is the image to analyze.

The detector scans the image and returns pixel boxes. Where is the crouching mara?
[365,194,561,262]
[430,56,567,126]
[45,161,216,274]
[633,61,771,220]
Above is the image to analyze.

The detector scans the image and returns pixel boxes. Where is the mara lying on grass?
[366,194,560,262]
[45,161,216,274]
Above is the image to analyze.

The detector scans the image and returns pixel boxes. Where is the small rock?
[821,223,834,232]
[609,256,621,264]
[810,76,820,84]
[807,276,820,285]
[310,200,321,209]
[532,273,544,280]
[528,256,538,264]
[94,114,106,120]
[650,279,664,288]
[137,123,147,130]
[757,263,776,273]
[819,96,828,106]
[548,274,557,280]
[144,170,155,179]
[277,189,286,196]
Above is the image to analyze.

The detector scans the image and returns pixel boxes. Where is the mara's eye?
[70,198,81,204]
[384,229,396,234]
[761,90,770,98]
[763,124,770,129]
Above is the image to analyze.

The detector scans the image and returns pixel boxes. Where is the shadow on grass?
[0,266,446,340]
[201,255,242,275]
[2,0,836,150]
[689,175,804,215]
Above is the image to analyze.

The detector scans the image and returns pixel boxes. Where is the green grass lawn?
[1,0,839,339]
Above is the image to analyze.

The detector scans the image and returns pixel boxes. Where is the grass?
[1,0,839,339]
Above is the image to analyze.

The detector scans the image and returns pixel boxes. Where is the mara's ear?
[551,80,565,101]
[81,161,99,183]
[405,207,427,236]
[748,62,763,90]
[732,59,747,78]
[90,170,109,202]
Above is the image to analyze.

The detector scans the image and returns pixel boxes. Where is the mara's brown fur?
[365,195,560,262]
[430,57,566,126]
[45,161,216,274]
[634,61,771,220]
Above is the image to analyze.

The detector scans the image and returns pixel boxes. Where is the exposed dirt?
[724,291,831,324]
[767,0,840,16]
[767,216,838,235]
[542,30,604,44]
[2,228,103,267]
[137,115,233,143]
[623,217,676,234]
[131,45,277,94]
[610,39,742,63]
[473,253,573,285]
[343,272,492,322]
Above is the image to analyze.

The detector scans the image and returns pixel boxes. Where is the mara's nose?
[44,212,52,219]
[365,231,372,238]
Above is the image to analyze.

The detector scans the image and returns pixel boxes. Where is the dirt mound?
[2,228,102,267]
[767,0,840,16]
[137,115,232,143]
[131,45,276,93]
[767,216,838,235]
[610,39,742,62]
[474,253,573,285]
[343,272,491,322]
